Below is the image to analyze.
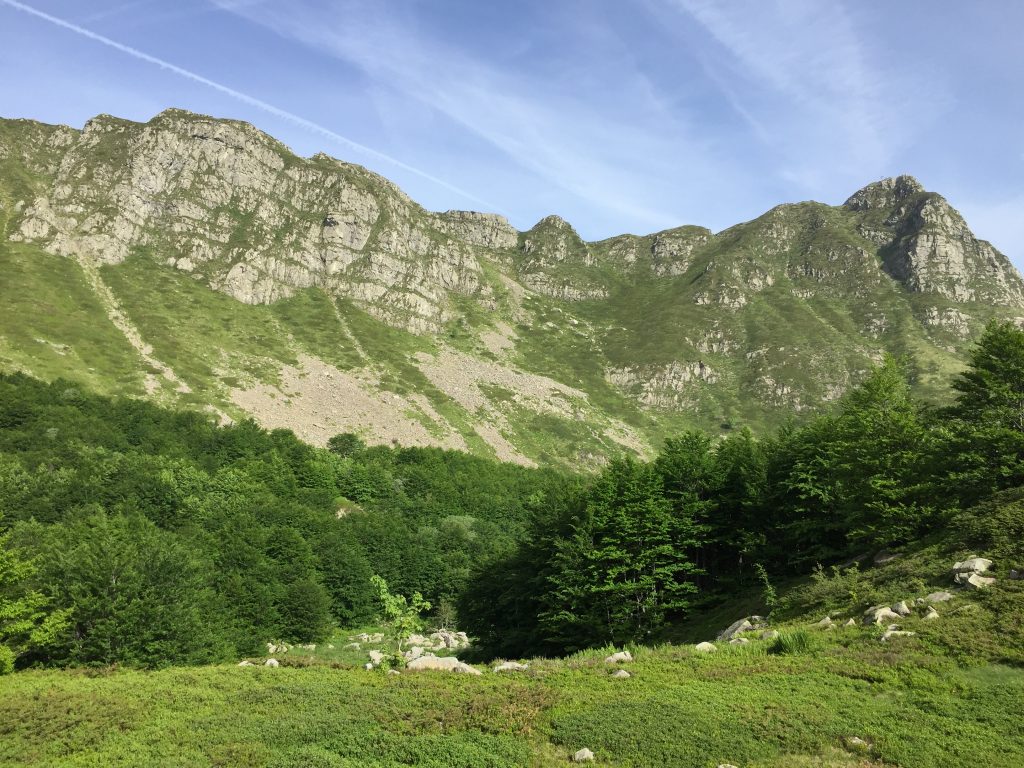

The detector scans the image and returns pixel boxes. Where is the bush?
[768,629,818,655]
[955,486,1024,563]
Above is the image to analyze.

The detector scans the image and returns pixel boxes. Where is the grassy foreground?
[2,629,1023,768]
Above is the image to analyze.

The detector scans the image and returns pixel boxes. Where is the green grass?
[3,629,1023,767]
[0,242,145,395]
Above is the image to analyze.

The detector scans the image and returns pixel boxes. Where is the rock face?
[844,176,1024,306]
[8,110,509,334]
[4,110,1024,463]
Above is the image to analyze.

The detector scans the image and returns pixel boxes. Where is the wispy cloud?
[211,0,707,230]
[660,0,941,191]
[0,0,494,208]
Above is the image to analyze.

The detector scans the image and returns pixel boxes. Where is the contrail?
[0,0,497,209]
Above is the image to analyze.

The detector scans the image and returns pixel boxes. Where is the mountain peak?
[843,175,925,212]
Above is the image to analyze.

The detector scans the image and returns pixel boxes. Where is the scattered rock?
[924,607,940,620]
[760,630,780,640]
[844,618,857,627]
[368,650,385,666]
[386,669,401,676]
[952,557,993,575]
[873,550,900,565]
[264,658,279,667]
[611,669,631,679]
[406,654,482,675]
[718,764,739,768]
[1009,569,1022,580]
[237,660,254,667]
[493,661,529,673]
[892,601,912,616]
[881,630,916,642]
[573,748,595,762]
[924,591,954,603]
[604,650,633,664]
[864,606,903,625]
[844,735,871,752]
[694,642,717,653]
[816,616,834,629]
[364,663,373,670]
[729,637,750,645]
[344,642,361,650]
[718,618,753,641]
[404,646,425,661]
[957,572,996,590]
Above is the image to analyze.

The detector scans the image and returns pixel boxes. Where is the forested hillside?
[2,321,1022,673]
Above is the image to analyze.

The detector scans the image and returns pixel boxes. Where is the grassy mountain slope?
[2,110,1023,467]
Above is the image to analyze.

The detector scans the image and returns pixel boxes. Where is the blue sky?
[2,0,1022,268]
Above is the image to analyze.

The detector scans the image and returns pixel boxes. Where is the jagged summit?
[844,175,926,211]
[2,108,1023,465]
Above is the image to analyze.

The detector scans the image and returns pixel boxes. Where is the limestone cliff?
[2,109,1023,466]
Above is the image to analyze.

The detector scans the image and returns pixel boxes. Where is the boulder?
[604,650,633,664]
[368,650,385,666]
[864,606,902,625]
[718,765,739,768]
[892,601,912,616]
[386,669,401,676]
[873,550,900,565]
[924,591,954,603]
[924,607,940,620]
[844,618,857,627]
[881,630,916,642]
[573,748,595,762]
[344,642,361,650]
[407,634,429,646]
[1009,569,1022,581]
[237,660,254,667]
[364,663,373,670]
[958,572,996,590]
[760,630,780,640]
[729,637,750,645]
[611,669,631,679]
[694,642,717,653]
[406,654,482,675]
[404,646,425,661]
[844,736,871,752]
[264,658,279,667]
[493,661,529,673]
[816,616,834,629]
[952,557,992,574]
[718,618,753,641]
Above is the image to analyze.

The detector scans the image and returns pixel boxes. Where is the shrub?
[769,629,818,655]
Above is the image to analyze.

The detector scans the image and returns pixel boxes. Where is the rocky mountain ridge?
[1,109,1022,467]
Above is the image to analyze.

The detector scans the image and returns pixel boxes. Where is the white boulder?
[957,572,996,590]
[694,642,717,653]
[264,658,279,667]
[573,748,595,762]
[953,557,992,574]
[493,661,529,673]
[406,654,482,675]
[604,650,633,664]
